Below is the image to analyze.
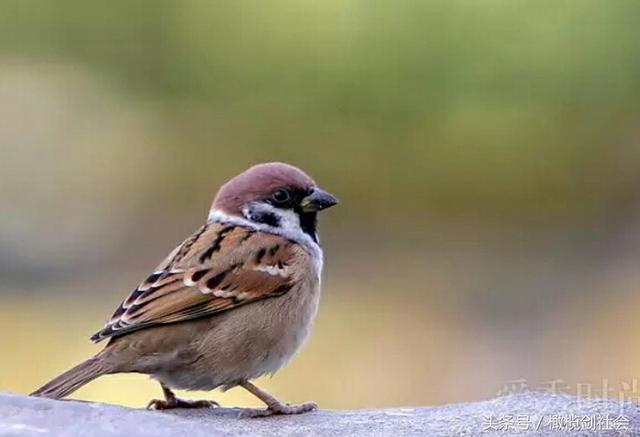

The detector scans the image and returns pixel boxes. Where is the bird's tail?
[30,356,107,399]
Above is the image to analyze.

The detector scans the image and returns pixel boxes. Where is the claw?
[239,402,318,418]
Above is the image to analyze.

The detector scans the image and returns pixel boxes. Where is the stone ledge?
[1,391,639,436]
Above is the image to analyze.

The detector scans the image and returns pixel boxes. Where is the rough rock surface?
[0,391,639,436]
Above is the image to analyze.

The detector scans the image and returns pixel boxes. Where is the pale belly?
[151,276,321,391]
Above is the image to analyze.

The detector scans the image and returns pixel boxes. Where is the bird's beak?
[300,188,339,212]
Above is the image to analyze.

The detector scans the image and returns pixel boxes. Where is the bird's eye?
[272,189,290,204]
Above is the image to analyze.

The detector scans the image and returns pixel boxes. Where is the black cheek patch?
[251,211,280,227]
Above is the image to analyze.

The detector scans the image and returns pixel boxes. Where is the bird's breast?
[178,267,322,388]
[251,268,322,376]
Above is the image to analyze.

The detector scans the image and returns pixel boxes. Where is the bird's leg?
[147,383,219,410]
[238,380,317,418]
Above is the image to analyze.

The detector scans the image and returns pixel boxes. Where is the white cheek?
[276,208,302,233]
[243,202,302,235]
[208,207,324,263]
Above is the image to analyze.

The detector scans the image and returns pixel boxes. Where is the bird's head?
[210,162,338,242]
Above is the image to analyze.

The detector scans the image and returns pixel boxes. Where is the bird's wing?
[91,222,309,342]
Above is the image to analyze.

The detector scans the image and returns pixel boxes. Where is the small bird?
[32,162,338,417]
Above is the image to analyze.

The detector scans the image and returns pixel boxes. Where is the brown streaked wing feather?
[90,223,307,342]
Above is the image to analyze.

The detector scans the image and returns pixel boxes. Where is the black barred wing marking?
[90,223,303,342]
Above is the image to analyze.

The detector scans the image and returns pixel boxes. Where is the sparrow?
[31,162,338,417]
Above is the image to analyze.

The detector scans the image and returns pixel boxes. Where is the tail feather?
[31,357,107,399]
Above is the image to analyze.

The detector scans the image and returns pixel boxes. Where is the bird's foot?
[240,401,317,418]
[147,398,219,410]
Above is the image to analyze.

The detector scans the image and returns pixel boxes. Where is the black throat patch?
[297,209,318,243]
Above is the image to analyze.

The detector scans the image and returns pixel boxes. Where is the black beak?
[301,188,339,212]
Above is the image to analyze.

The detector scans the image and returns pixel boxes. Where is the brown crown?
[212,162,316,215]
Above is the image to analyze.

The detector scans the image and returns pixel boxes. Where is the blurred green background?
[2,0,640,408]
